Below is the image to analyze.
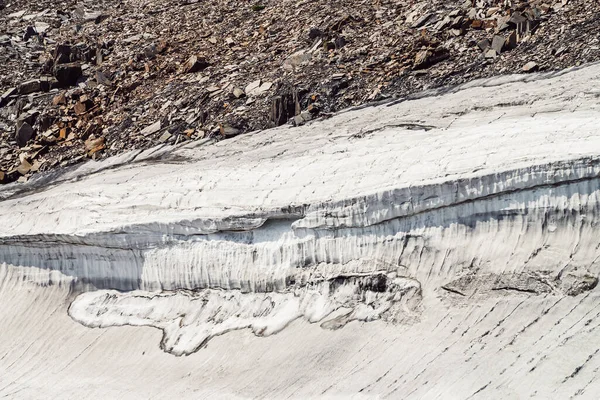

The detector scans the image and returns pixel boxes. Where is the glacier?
[2,63,600,398]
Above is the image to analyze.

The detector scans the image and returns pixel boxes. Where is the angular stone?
[0,87,17,107]
[523,61,539,72]
[19,79,41,95]
[491,35,505,55]
[74,101,87,115]
[555,46,568,57]
[54,44,72,64]
[16,158,32,175]
[220,124,241,138]
[256,82,273,95]
[471,20,484,29]
[8,10,26,18]
[141,121,161,136]
[508,12,527,27]
[15,122,34,147]
[413,48,449,70]
[158,132,172,143]
[486,7,500,17]
[17,110,39,127]
[485,49,498,59]
[411,13,434,29]
[504,31,518,51]
[451,16,463,28]
[182,55,209,73]
[84,11,108,24]
[508,12,530,33]
[477,39,491,52]
[233,88,245,98]
[245,80,261,95]
[52,93,66,106]
[39,76,59,92]
[85,137,105,155]
[53,63,82,87]
[34,21,50,33]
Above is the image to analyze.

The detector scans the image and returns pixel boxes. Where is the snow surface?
[2,63,600,398]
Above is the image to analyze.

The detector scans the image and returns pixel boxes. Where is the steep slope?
[2,63,600,398]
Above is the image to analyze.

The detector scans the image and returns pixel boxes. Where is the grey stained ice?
[2,64,600,398]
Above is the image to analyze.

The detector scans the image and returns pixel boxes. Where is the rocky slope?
[1,0,599,183]
[1,63,600,398]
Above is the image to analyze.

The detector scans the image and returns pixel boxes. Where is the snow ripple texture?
[2,64,600,397]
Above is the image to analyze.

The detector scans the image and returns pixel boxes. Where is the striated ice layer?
[2,64,600,397]
[3,163,600,295]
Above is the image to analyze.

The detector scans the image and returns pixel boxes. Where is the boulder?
[15,122,34,147]
[53,62,82,87]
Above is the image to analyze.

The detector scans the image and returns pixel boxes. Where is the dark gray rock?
[40,76,60,92]
[23,26,37,42]
[0,87,16,107]
[54,44,72,64]
[19,79,41,95]
[412,13,435,29]
[53,62,83,87]
[308,27,323,40]
[477,38,491,52]
[504,31,517,51]
[15,122,34,147]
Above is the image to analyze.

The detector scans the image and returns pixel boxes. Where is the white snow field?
[2,63,600,399]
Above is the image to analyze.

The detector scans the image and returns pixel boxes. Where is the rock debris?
[0,0,598,183]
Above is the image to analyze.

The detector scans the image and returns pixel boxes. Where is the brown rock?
[471,20,484,29]
[16,158,32,175]
[85,136,106,155]
[74,101,87,115]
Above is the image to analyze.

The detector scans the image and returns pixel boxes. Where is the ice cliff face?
[2,64,600,398]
